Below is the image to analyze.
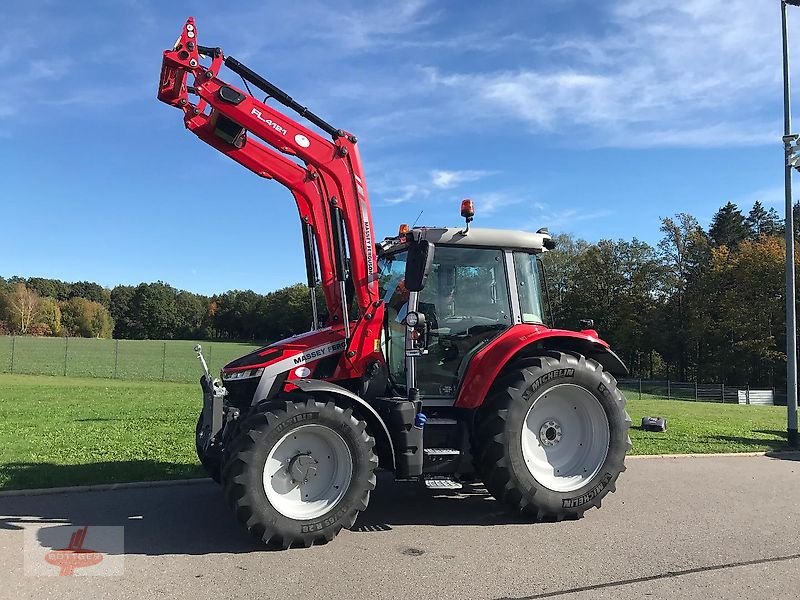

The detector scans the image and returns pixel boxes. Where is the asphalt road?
[1,453,798,600]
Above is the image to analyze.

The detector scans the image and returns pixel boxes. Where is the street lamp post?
[781,0,799,448]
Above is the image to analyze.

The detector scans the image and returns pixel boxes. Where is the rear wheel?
[475,352,631,520]
[221,397,378,548]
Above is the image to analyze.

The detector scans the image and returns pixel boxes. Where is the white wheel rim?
[264,424,353,520]
[521,383,610,492]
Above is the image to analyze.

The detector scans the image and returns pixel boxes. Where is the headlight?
[405,311,420,327]
[222,367,264,381]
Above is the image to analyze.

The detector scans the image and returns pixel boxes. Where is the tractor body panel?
[220,326,349,409]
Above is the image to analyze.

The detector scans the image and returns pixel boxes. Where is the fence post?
[10,336,15,374]
[63,337,69,377]
[746,384,750,405]
[114,340,119,379]
[721,382,725,403]
[162,342,167,381]
[638,378,642,401]
[667,379,671,401]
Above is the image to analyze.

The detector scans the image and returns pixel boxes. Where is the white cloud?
[424,0,786,148]
[531,207,613,232]
[430,169,493,189]
[384,184,427,205]
[736,185,791,209]
[470,192,526,216]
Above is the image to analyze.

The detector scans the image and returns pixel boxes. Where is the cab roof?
[379,227,554,254]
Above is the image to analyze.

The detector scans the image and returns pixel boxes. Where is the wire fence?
[0,336,262,383]
[618,378,780,406]
[0,336,788,402]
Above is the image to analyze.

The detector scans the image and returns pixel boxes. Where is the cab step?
[423,448,460,456]
[425,417,458,426]
[423,476,462,490]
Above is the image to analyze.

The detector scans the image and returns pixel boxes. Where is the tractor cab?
[377,224,555,403]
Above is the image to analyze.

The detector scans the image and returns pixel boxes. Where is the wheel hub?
[521,383,610,493]
[539,420,563,447]
[288,453,318,484]
[263,424,354,520]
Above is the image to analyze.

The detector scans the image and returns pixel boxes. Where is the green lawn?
[0,336,261,383]
[0,375,791,490]
[0,374,203,490]
[625,394,788,454]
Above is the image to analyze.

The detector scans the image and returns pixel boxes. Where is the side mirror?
[404,240,435,292]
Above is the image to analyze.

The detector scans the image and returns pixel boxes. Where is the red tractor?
[159,18,631,549]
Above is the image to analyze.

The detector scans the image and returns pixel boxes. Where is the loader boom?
[158,17,379,346]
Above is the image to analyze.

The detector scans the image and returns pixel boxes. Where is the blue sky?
[1,0,794,295]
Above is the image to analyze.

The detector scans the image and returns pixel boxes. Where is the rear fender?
[291,379,395,470]
[527,335,628,377]
[454,325,628,409]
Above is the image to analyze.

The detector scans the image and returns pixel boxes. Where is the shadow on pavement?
[354,474,529,531]
[0,468,527,556]
[766,450,800,461]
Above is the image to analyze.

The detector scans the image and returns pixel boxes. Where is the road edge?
[2,451,798,497]
[0,476,212,498]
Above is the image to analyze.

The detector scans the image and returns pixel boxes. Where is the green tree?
[214,289,261,340]
[6,283,41,334]
[126,282,179,339]
[175,291,208,339]
[254,284,315,340]
[746,201,782,238]
[26,277,71,301]
[69,281,111,307]
[701,238,786,386]
[61,297,114,338]
[560,238,664,375]
[709,202,749,248]
[540,233,590,327]
[655,214,711,379]
[37,297,62,335]
[794,201,800,239]
[110,285,135,338]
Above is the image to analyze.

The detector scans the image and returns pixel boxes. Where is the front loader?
[159,18,632,549]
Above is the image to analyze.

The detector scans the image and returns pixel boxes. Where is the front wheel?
[475,352,631,521]
[221,397,378,548]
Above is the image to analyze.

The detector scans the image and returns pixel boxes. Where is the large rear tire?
[221,397,378,548]
[475,352,631,520]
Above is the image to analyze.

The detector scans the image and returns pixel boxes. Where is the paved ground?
[1,453,798,600]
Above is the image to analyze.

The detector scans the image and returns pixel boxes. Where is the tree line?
[0,278,317,342]
[545,200,796,389]
[1,199,797,388]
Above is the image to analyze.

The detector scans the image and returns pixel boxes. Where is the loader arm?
[158,17,380,344]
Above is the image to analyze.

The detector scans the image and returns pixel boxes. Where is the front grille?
[225,377,259,411]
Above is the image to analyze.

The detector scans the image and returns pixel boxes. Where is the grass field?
[0,336,261,383]
[0,374,790,490]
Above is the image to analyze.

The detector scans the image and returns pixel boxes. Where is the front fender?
[292,379,395,470]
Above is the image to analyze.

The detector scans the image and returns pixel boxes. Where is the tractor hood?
[221,326,348,381]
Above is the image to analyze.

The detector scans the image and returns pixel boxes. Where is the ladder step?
[426,417,458,425]
[423,476,462,490]
[424,448,460,456]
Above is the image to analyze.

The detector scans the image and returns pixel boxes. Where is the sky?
[1,0,796,295]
